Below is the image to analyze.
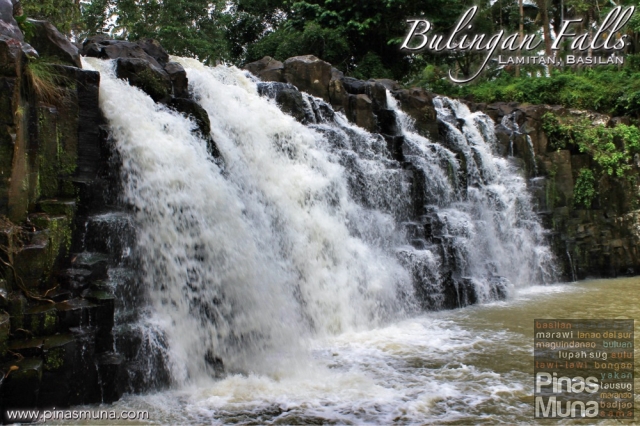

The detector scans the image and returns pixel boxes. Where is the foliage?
[542,113,640,177]
[422,67,640,118]
[14,15,35,40]
[541,113,573,150]
[541,112,640,209]
[573,169,597,209]
[25,58,72,105]
[247,22,350,69]
[80,0,230,64]
[22,0,82,35]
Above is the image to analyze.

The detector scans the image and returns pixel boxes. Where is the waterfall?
[85,58,417,384]
[388,94,557,303]
[83,57,556,387]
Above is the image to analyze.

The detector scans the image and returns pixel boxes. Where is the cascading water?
[84,58,419,384]
[83,55,557,395]
[389,95,557,307]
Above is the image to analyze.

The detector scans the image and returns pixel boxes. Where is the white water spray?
[85,58,415,384]
[84,56,556,388]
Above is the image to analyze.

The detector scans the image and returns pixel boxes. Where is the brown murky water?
[67,278,640,425]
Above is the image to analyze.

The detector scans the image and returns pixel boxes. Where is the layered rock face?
[246,55,640,282]
[0,21,123,415]
[477,103,640,280]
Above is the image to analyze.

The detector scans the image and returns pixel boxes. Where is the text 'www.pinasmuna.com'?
[5,409,150,422]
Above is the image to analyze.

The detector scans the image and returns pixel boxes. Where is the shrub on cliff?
[418,67,640,119]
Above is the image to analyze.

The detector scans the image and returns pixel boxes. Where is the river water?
[81,277,637,425]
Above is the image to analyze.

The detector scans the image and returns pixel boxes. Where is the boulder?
[138,38,169,66]
[0,34,24,76]
[283,55,331,102]
[346,94,376,132]
[164,61,188,98]
[115,57,171,102]
[27,19,81,68]
[374,78,401,91]
[392,88,438,137]
[258,82,310,123]
[244,56,285,82]
[0,0,21,41]
[82,37,164,70]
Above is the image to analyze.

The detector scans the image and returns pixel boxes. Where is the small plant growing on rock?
[573,169,597,209]
[24,58,71,106]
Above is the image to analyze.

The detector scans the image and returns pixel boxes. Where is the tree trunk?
[537,0,553,72]
[517,0,523,77]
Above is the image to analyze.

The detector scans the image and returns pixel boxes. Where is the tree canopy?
[18,0,640,83]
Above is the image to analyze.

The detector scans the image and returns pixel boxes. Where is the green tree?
[81,0,229,64]
[23,0,82,34]
[243,0,481,79]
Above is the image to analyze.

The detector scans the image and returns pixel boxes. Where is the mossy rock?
[43,333,75,371]
[0,310,9,357]
[56,298,99,330]
[27,214,73,287]
[37,199,76,217]
[24,304,58,335]
[6,292,26,332]
[13,231,50,290]
[7,337,45,358]
[115,57,171,102]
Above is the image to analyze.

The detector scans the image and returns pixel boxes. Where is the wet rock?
[164,61,188,98]
[377,109,400,136]
[27,19,82,68]
[115,57,171,102]
[7,337,44,358]
[138,38,169,66]
[328,75,348,111]
[365,81,388,112]
[71,252,110,281]
[342,77,366,94]
[82,37,163,69]
[0,357,42,410]
[283,55,332,102]
[346,94,376,132]
[56,298,99,329]
[244,56,285,82]
[42,333,76,372]
[0,34,25,76]
[441,277,478,309]
[67,327,100,404]
[96,352,124,403]
[392,88,438,137]
[167,97,211,137]
[0,0,22,41]
[14,231,50,289]
[84,287,115,331]
[83,212,135,261]
[384,135,405,162]
[6,292,26,332]
[24,304,58,335]
[258,82,310,123]
[374,78,401,91]
[0,310,9,356]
